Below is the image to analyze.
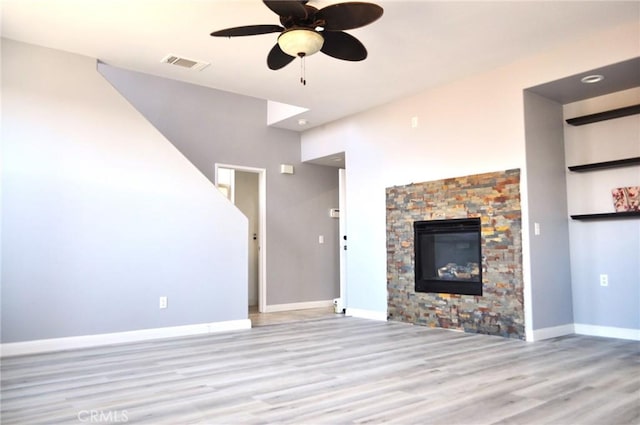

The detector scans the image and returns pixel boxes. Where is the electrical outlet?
[599,274,608,287]
[159,296,168,309]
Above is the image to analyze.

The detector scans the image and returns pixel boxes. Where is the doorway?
[215,164,267,312]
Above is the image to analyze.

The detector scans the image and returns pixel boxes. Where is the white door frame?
[215,163,267,313]
[338,168,347,312]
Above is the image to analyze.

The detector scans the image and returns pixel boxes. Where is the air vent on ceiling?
[161,54,209,71]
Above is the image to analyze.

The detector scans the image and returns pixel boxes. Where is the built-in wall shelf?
[571,211,640,221]
[566,104,640,126]
[568,157,640,172]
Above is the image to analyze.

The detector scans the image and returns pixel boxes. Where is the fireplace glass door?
[414,218,482,295]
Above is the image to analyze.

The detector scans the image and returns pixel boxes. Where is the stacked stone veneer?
[386,169,524,339]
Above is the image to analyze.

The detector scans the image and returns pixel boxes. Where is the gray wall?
[523,91,574,330]
[1,40,247,343]
[98,64,340,306]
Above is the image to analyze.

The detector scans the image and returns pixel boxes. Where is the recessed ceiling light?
[298,118,308,126]
[580,74,604,84]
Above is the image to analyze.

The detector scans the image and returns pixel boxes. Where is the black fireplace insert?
[414,217,482,296]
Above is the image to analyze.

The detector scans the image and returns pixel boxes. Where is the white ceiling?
[1,0,638,132]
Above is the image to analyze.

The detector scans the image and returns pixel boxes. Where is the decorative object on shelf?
[612,186,639,212]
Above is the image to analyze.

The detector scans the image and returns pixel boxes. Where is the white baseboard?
[346,308,387,321]
[263,300,333,313]
[530,324,575,341]
[574,323,640,341]
[0,319,252,358]
[530,323,639,342]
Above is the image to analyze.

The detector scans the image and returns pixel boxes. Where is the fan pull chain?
[300,56,306,86]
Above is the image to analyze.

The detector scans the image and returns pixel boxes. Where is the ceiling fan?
[210,0,383,74]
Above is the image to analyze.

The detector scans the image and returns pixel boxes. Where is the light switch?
[319,235,324,244]
[280,164,294,174]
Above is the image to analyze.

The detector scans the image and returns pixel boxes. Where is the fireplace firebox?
[414,218,482,296]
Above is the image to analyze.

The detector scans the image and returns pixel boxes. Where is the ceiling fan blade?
[263,0,308,19]
[317,2,383,31]
[321,31,367,61]
[267,43,296,70]
[211,24,284,37]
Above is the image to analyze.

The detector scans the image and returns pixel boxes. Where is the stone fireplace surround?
[386,169,525,339]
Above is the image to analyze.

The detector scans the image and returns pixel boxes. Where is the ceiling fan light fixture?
[278,28,324,58]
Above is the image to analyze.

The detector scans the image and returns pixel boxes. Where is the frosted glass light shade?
[278,29,324,58]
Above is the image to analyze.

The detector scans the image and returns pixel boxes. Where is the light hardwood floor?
[249,306,339,327]
[1,316,638,424]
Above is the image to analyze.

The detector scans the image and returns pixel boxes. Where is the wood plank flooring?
[249,307,339,327]
[1,317,638,424]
